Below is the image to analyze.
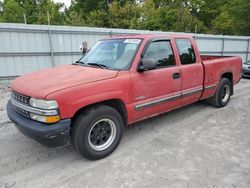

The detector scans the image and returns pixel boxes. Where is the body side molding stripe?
[135,85,217,111]
[181,87,203,97]
[135,86,206,111]
[135,93,182,111]
[204,84,217,90]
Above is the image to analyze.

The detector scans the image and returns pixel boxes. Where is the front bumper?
[7,100,71,148]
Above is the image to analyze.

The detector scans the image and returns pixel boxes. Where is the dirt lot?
[0,79,250,188]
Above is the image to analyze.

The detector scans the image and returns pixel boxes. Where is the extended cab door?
[131,39,182,121]
[175,38,204,105]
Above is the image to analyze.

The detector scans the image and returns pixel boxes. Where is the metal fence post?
[246,39,250,62]
[48,28,55,67]
[221,37,225,56]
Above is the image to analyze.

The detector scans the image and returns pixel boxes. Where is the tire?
[71,105,124,160]
[209,78,232,108]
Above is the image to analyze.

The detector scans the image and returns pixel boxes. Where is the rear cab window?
[175,39,196,65]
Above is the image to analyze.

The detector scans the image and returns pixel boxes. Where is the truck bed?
[201,55,231,61]
[200,55,242,100]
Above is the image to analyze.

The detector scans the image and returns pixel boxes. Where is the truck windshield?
[78,39,142,70]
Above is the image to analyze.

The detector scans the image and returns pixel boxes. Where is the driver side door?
[131,39,182,121]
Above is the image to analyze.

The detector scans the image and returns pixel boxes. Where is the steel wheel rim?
[221,85,230,103]
[88,119,116,151]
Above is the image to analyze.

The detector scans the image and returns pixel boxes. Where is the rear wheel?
[209,78,232,108]
[71,105,124,160]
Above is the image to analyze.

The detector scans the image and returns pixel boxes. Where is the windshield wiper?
[72,60,85,65]
[87,63,108,69]
[73,62,114,70]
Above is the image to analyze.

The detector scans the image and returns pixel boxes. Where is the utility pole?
[47,11,50,25]
[195,24,197,34]
[47,10,55,67]
[0,1,3,15]
[23,13,27,24]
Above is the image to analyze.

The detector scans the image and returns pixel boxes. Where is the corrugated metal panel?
[0,32,50,53]
[224,40,248,52]
[0,23,249,78]
[196,38,223,52]
[247,40,250,61]
[54,55,78,66]
[225,53,246,62]
[0,56,51,76]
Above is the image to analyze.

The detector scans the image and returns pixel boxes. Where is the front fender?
[46,71,133,120]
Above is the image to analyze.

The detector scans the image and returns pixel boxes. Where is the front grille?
[11,91,31,118]
[14,105,30,118]
[12,91,30,105]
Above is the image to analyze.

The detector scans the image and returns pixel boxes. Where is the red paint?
[11,34,242,125]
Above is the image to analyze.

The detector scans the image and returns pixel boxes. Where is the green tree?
[70,0,109,21]
[137,0,205,33]
[0,0,24,23]
[88,9,109,27]
[231,0,250,35]
[191,0,229,32]
[65,10,86,26]
[211,0,250,35]
[64,0,86,26]
[87,1,140,28]
[212,8,235,35]
[19,0,39,24]
[0,0,66,25]
[37,0,65,25]
[70,0,136,22]
[107,1,140,28]
[1,0,249,36]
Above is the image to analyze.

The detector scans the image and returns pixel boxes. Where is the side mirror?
[138,58,157,72]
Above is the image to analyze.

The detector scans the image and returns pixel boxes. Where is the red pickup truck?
[7,34,242,160]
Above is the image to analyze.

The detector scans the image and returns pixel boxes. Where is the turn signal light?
[45,115,61,123]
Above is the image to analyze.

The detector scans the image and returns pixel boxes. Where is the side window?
[176,39,196,65]
[143,41,175,68]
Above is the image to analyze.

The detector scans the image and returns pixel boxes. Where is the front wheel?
[208,78,232,108]
[71,105,124,160]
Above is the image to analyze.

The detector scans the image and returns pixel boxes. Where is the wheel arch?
[221,72,233,95]
[71,99,128,127]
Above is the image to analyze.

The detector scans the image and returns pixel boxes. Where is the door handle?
[172,73,181,79]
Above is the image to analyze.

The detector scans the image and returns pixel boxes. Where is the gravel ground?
[0,79,250,188]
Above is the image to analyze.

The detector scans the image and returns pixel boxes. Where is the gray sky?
[53,0,71,7]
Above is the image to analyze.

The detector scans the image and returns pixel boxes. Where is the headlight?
[29,98,58,109]
[29,98,60,123]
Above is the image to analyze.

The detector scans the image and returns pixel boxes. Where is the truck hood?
[12,65,118,99]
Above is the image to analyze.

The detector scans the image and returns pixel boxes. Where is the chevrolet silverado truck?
[7,34,242,160]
